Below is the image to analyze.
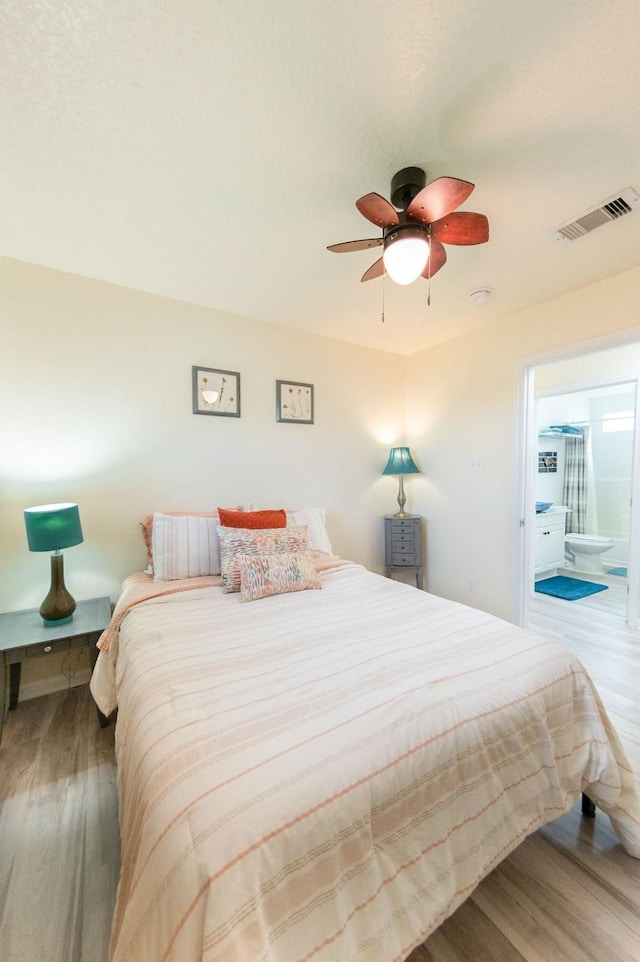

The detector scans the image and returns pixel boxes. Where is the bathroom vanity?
[534,506,570,574]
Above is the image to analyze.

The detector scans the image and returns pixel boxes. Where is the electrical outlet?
[470,458,484,472]
[467,577,477,593]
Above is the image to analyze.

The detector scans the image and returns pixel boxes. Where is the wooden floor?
[1,596,639,961]
[0,684,120,962]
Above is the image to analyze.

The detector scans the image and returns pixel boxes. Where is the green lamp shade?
[24,502,83,552]
[382,446,420,476]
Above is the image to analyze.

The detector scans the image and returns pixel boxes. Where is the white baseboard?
[18,668,92,703]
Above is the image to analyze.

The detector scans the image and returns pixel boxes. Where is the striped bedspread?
[90,563,640,962]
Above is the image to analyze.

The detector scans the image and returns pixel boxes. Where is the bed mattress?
[90,562,640,962]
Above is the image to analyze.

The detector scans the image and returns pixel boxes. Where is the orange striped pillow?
[151,513,222,581]
[140,507,243,572]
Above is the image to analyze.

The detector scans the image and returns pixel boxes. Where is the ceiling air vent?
[547,187,640,242]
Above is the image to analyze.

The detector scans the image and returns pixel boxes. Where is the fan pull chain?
[381,269,385,323]
[426,231,432,307]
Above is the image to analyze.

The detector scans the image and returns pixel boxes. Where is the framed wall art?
[276,380,314,424]
[192,366,241,418]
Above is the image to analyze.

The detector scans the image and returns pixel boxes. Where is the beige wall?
[4,256,640,698]
[535,340,640,393]
[405,265,640,620]
[1,257,405,697]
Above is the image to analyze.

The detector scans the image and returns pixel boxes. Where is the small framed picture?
[192,366,241,417]
[276,380,314,424]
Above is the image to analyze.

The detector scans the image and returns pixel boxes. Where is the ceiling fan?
[327,166,489,286]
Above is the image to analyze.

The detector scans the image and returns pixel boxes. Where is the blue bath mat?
[535,576,608,601]
[608,566,628,577]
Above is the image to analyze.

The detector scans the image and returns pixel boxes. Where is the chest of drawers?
[384,515,423,589]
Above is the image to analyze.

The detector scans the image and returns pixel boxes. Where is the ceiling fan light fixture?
[383,228,430,285]
[328,168,487,286]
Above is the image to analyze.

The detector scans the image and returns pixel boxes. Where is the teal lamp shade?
[24,502,83,552]
[382,447,420,477]
[24,503,83,626]
[382,447,421,517]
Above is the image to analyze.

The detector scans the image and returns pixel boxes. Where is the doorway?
[516,337,640,630]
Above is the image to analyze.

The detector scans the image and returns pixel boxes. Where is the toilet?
[565,533,615,573]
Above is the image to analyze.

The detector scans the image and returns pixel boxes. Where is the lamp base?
[395,475,410,518]
[43,614,73,627]
[40,553,76,627]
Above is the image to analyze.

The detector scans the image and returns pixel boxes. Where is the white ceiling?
[3,0,640,356]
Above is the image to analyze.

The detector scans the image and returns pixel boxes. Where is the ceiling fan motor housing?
[383,212,429,247]
[390,166,426,210]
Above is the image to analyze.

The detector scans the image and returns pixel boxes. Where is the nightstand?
[0,596,111,743]
[384,515,423,589]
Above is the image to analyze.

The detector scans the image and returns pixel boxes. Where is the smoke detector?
[547,187,640,242]
[469,287,491,304]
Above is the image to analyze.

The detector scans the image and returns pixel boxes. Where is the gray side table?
[0,596,111,743]
[384,515,423,589]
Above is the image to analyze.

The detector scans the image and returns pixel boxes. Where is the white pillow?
[286,508,333,555]
[152,513,222,581]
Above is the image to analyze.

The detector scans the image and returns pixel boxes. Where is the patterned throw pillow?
[218,507,286,529]
[218,525,309,593]
[239,551,322,602]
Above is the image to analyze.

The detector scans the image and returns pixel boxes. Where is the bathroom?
[534,383,636,598]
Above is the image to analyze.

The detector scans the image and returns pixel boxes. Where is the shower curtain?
[562,426,597,534]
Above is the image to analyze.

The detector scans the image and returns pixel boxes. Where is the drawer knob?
[44,645,52,653]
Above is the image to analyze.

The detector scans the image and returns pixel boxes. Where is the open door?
[516,343,640,631]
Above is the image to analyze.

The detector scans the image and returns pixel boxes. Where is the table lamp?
[24,502,84,626]
[382,447,421,517]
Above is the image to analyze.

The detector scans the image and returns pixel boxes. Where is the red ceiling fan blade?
[407,176,475,225]
[361,256,385,282]
[327,237,383,253]
[356,193,400,228]
[421,239,447,278]
[431,212,489,246]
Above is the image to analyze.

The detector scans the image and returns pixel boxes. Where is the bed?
[91,535,640,962]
